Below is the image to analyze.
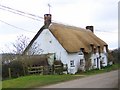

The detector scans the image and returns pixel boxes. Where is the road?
[41,70,119,88]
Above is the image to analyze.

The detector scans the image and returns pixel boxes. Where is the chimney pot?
[86,26,94,33]
[44,14,52,27]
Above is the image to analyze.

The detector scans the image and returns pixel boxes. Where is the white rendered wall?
[28,29,85,74]
[90,49,108,69]
[100,53,108,67]
[67,53,85,74]
[91,53,101,69]
[28,29,68,63]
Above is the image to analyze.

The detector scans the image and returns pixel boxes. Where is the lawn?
[2,63,119,89]
[80,63,119,75]
[2,74,83,89]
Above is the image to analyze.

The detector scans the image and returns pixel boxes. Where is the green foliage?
[2,55,49,79]
[81,64,119,75]
[110,48,120,64]
[2,60,24,79]
[2,64,9,79]
[9,60,24,78]
[2,74,81,88]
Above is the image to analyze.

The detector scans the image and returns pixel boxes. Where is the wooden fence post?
[8,68,11,78]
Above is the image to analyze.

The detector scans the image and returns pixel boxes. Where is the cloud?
[91,0,118,22]
[0,0,118,53]
[95,31,118,49]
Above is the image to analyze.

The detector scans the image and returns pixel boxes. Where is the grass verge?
[79,63,119,75]
[2,74,82,89]
[2,64,119,89]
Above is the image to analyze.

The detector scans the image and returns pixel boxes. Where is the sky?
[0,0,119,53]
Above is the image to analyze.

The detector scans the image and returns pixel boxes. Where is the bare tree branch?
[12,35,30,54]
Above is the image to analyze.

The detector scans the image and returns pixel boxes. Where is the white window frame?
[94,59,96,66]
[70,60,75,67]
[80,59,84,66]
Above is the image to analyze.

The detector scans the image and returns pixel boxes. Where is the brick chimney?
[86,26,94,33]
[44,14,52,27]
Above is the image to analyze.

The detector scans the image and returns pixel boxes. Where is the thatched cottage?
[23,14,108,74]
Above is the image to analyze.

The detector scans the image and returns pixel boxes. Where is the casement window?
[94,59,96,66]
[78,52,83,55]
[70,60,75,67]
[80,59,84,66]
[102,57,104,60]
[79,48,84,55]
[101,57,105,64]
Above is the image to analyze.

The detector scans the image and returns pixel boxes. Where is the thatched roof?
[23,22,107,54]
[49,23,107,53]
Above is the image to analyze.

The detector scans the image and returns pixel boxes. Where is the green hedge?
[2,60,24,79]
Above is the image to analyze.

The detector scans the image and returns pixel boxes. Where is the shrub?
[9,60,24,78]
[2,60,24,79]
[2,64,9,79]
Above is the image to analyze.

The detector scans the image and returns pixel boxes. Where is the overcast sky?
[0,0,119,53]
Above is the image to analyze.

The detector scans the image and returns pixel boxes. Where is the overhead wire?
[0,19,36,33]
[0,4,44,20]
[0,7,43,22]
[0,4,117,34]
[95,29,117,33]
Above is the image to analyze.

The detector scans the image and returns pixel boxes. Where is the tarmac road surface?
[41,70,119,88]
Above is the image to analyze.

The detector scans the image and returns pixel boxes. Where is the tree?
[110,48,120,64]
[28,42,44,55]
[12,35,30,54]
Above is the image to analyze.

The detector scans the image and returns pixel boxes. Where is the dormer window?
[78,51,83,55]
[78,48,84,55]
[90,44,94,52]
[98,46,100,54]
[103,45,108,53]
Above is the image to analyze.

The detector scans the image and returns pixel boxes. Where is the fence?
[4,64,68,79]
[27,66,54,75]
[2,54,68,79]
[27,64,68,75]
[54,65,63,74]
[28,66,44,74]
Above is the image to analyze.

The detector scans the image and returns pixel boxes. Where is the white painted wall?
[27,29,85,74]
[100,53,108,67]
[91,53,100,69]
[90,49,108,69]
[67,53,85,74]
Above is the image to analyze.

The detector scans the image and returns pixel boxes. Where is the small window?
[49,40,52,43]
[101,57,105,64]
[70,60,75,67]
[78,52,83,55]
[94,59,96,66]
[80,59,84,65]
[102,57,104,60]
[78,48,84,55]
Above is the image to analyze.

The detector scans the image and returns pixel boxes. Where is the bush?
[9,60,24,78]
[2,60,25,79]
[2,64,9,79]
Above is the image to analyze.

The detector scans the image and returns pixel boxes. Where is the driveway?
[41,70,119,88]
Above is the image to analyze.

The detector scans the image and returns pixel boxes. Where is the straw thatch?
[49,23,107,53]
[23,22,107,54]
